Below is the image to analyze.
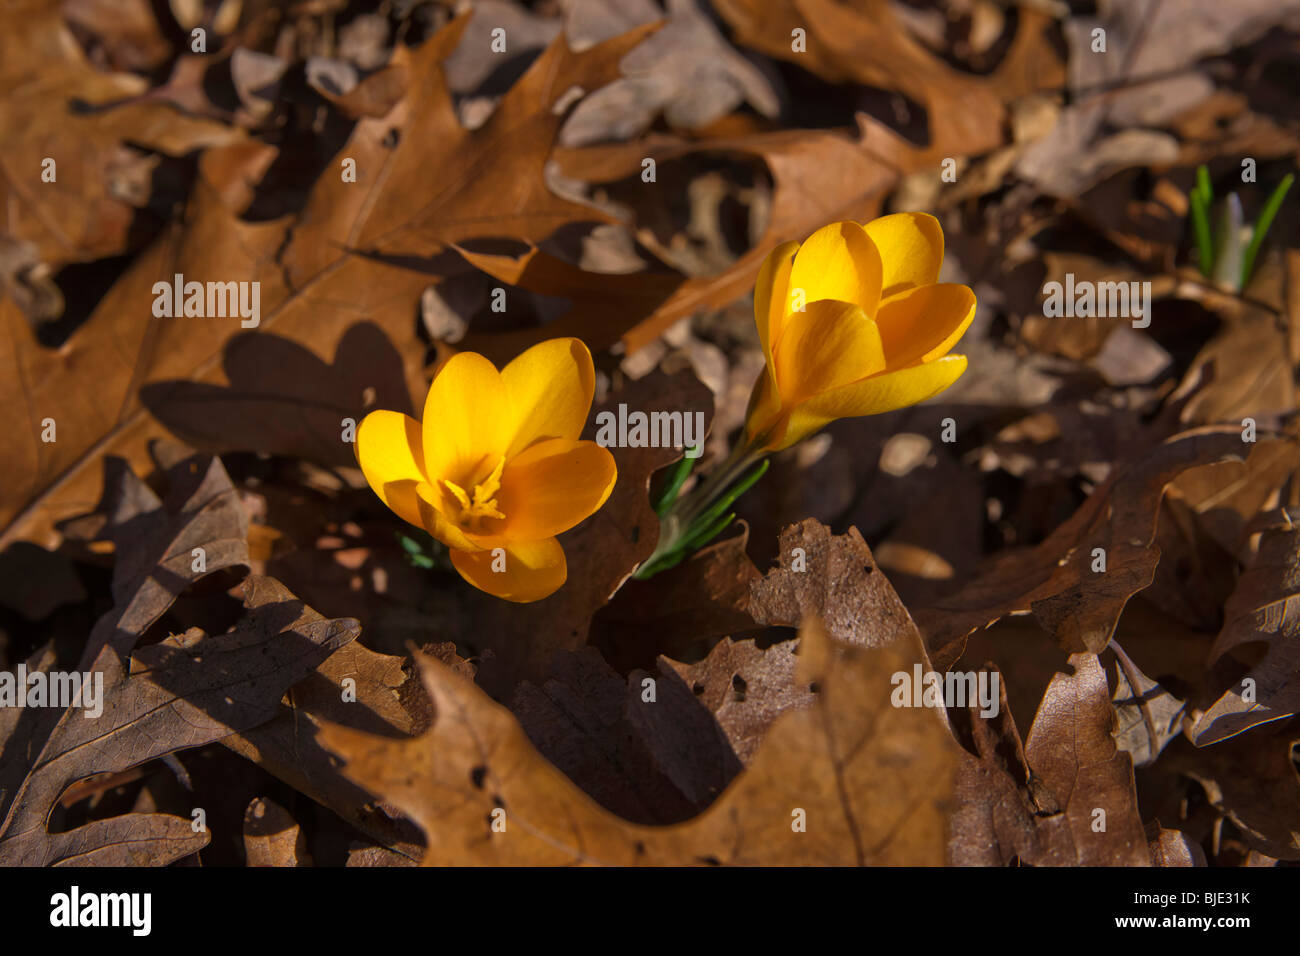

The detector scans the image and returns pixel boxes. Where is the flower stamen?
[441,456,506,531]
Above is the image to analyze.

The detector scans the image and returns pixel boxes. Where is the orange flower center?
[440,456,506,533]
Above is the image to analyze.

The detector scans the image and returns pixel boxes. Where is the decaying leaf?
[0,15,663,548]
[1192,517,1300,744]
[322,616,958,865]
[0,0,239,272]
[657,636,813,765]
[1111,646,1186,767]
[950,655,1149,866]
[0,452,358,865]
[919,428,1249,671]
[1147,824,1208,867]
[243,797,311,867]
[0,573,356,865]
[1159,725,1300,860]
[509,646,739,824]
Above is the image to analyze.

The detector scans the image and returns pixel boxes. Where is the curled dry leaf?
[509,647,740,824]
[1159,726,1300,860]
[322,617,958,866]
[243,797,311,867]
[0,15,663,548]
[0,574,357,865]
[657,636,813,765]
[0,452,358,865]
[749,518,924,650]
[1147,824,1208,867]
[0,0,239,271]
[1022,654,1149,865]
[1192,517,1300,745]
[1111,648,1186,767]
[918,428,1249,672]
[950,655,1149,866]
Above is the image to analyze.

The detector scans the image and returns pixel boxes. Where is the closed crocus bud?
[355,337,617,603]
[744,213,975,453]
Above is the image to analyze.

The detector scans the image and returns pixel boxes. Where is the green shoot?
[1240,172,1294,291]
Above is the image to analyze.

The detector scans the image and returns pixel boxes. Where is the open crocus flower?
[355,338,616,602]
[744,213,975,453]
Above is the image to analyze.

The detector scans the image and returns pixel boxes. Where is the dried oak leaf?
[243,797,311,867]
[950,655,1149,866]
[0,452,358,865]
[0,0,238,271]
[749,518,920,649]
[0,574,356,866]
[221,636,428,863]
[350,15,659,260]
[592,525,759,673]
[1192,518,1300,745]
[541,1,1063,358]
[73,453,251,665]
[1168,438,1300,559]
[322,617,958,866]
[0,144,290,548]
[1,15,659,547]
[509,647,738,824]
[1147,824,1207,867]
[657,636,814,765]
[918,428,1248,673]
[1158,724,1300,860]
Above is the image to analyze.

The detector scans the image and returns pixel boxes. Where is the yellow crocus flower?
[744,213,975,453]
[355,338,616,602]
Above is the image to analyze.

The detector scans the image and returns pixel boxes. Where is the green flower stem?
[653,449,697,517]
[635,439,767,578]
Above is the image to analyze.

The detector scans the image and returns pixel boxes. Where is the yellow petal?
[500,337,595,458]
[875,283,976,369]
[450,537,567,603]
[422,351,509,483]
[774,300,887,405]
[355,410,427,528]
[787,220,883,317]
[754,240,800,365]
[776,354,968,450]
[744,364,784,448]
[864,212,944,298]
[495,438,616,541]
